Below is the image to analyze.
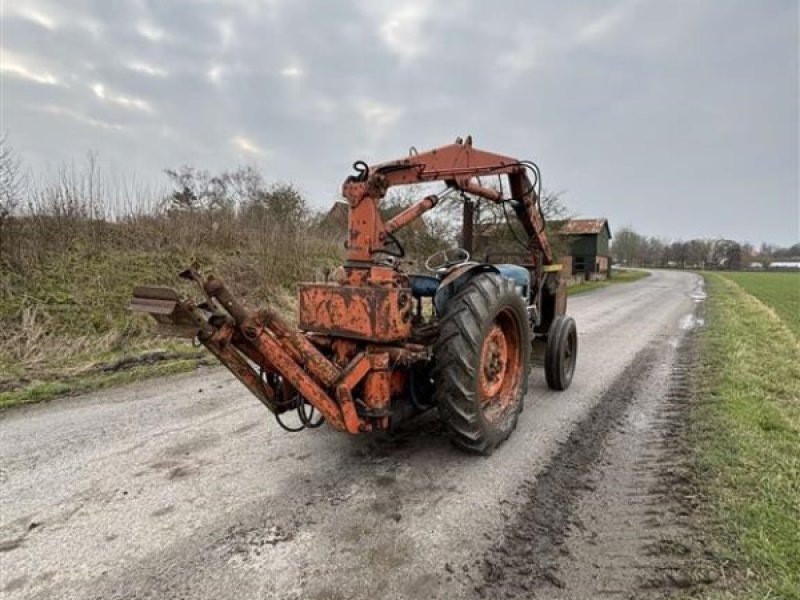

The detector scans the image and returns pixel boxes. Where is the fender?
[433,263,499,316]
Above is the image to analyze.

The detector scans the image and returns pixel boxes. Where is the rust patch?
[298,284,412,342]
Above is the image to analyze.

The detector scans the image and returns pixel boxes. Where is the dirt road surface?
[0,270,704,599]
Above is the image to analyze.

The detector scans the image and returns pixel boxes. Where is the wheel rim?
[562,326,576,380]
[478,308,523,423]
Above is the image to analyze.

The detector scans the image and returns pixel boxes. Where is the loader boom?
[342,136,554,266]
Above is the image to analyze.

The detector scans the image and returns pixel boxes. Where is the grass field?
[693,271,799,599]
[716,272,800,338]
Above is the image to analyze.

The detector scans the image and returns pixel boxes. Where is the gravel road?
[0,269,703,599]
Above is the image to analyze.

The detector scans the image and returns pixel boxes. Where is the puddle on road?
[689,280,707,303]
[679,313,705,331]
[680,280,707,331]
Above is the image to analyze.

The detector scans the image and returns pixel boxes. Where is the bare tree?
[0,135,26,265]
[241,182,309,231]
[163,166,233,212]
[0,135,23,222]
[611,227,645,266]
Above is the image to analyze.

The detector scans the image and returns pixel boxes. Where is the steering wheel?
[425,248,471,273]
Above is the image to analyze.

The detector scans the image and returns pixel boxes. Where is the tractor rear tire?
[433,273,531,454]
[544,315,577,391]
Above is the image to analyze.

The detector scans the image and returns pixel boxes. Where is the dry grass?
[0,164,343,405]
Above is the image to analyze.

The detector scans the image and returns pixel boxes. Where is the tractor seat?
[409,274,440,298]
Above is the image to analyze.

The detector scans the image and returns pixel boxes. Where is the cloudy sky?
[1,0,798,245]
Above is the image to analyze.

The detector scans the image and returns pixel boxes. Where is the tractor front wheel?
[544,315,577,391]
[433,274,531,454]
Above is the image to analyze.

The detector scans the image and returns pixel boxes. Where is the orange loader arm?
[341,135,554,267]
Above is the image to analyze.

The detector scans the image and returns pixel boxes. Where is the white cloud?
[494,3,635,81]
[355,0,433,61]
[358,100,403,129]
[207,64,225,85]
[6,4,57,30]
[127,61,168,77]
[38,105,125,131]
[194,0,284,19]
[379,2,431,60]
[281,65,303,78]
[91,83,154,113]
[231,135,268,157]
[497,32,549,75]
[136,21,166,42]
[0,49,60,85]
[217,20,235,49]
[313,94,337,115]
[4,1,102,35]
[574,1,638,44]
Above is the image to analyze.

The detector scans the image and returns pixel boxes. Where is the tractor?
[130,137,577,454]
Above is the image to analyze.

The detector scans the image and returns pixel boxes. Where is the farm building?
[558,218,613,279]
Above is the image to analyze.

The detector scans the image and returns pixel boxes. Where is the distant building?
[558,218,612,279]
[769,261,800,270]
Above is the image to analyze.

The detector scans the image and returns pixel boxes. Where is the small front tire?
[544,315,577,391]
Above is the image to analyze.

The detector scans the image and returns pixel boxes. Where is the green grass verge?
[567,268,651,296]
[692,273,800,599]
[715,272,800,338]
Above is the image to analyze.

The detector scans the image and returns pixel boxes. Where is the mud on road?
[0,270,705,599]
[478,316,705,599]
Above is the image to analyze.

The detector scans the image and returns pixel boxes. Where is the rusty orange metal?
[243,323,350,431]
[335,385,366,433]
[342,187,385,263]
[558,218,608,235]
[364,353,391,429]
[477,307,523,424]
[454,178,504,203]
[338,352,371,391]
[479,324,509,398]
[331,338,358,367]
[298,284,413,342]
[346,138,555,267]
[204,333,276,409]
[390,369,407,397]
[252,309,341,387]
[384,195,438,235]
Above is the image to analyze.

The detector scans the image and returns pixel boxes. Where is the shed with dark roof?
[558,218,612,279]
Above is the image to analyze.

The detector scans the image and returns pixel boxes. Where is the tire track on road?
[475,303,704,599]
